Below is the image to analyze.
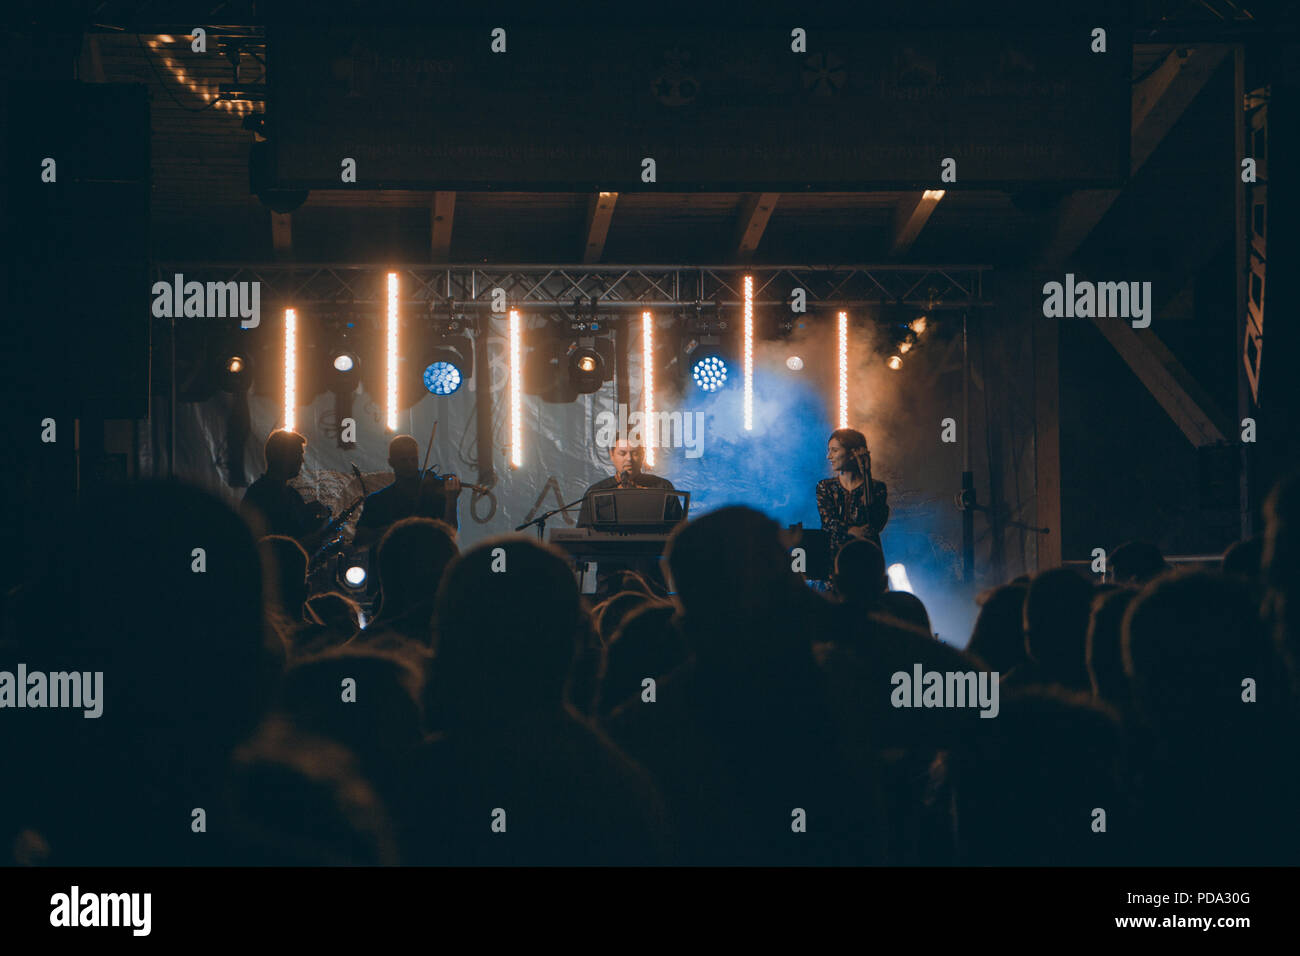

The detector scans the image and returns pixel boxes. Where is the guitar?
[307,465,370,573]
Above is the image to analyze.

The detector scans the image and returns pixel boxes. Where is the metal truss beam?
[153,263,989,312]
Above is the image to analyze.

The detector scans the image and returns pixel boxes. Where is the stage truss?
[153,264,990,316]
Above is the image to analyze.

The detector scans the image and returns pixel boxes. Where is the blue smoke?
[657,348,979,649]
[665,357,831,530]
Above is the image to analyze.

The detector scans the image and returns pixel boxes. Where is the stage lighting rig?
[567,342,606,393]
[417,306,474,398]
[206,320,256,485]
[560,298,612,395]
[423,360,462,396]
[201,319,259,397]
[771,306,806,373]
[884,304,930,371]
[219,352,252,392]
[682,304,732,393]
[315,315,366,447]
[323,322,363,390]
[521,301,613,401]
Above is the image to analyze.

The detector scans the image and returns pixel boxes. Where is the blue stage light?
[423,360,463,395]
[691,354,729,392]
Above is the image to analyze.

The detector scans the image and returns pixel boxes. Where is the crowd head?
[7,470,1298,867]
[429,537,586,726]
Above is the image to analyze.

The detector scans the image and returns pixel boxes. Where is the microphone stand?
[515,497,586,541]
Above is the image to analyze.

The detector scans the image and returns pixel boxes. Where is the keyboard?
[548,528,672,560]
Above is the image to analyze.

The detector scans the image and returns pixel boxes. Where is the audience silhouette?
[6,474,1298,867]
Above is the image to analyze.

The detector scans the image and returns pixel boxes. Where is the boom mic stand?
[516,497,587,541]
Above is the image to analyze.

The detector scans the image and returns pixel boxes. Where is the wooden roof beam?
[733,192,780,263]
[1036,44,1230,272]
[430,191,456,261]
[583,191,618,264]
[889,190,945,258]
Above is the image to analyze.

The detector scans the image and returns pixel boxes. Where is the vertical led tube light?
[284,308,297,432]
[643,310,655,467]
[838,311,849,430]
[386,272,399,431]
[743,275,754,431]
[509,309,522,467]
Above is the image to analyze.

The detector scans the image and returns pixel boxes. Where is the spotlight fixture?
[220,353,252,391]
[423,359,463,396]
[567,342,606,393]
[326,342,361,389]
[560,299,611,396]
[786,355,804,371]
[416,308,475,399]
[682,303,732,393]
[317,319,364,447]
[523,310,613,402]
[418,340,471,396]
[691,354,729,392]
[882,308,926,374]
[215,334,254,485]
[343,565,367,589]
